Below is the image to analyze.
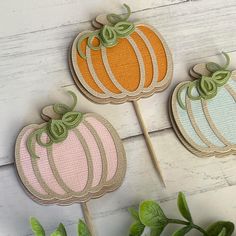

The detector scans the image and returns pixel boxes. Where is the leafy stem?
[167,219,209,235]
[129,192,234,236]
[30,218,91,236]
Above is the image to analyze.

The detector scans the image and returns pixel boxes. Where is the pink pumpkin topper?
[15,91,126,235]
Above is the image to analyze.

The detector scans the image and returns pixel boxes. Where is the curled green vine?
[77,4,135,59]
[27,91,83,159]
[177,52,232,110]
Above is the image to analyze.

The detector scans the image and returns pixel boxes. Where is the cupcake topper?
[15,91,126,235]
[170,52,236,157]
[69,4,173,186]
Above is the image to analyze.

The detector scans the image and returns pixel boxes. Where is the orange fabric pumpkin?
[70,6,173,104]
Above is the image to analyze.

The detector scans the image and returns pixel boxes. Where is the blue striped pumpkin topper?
[170,52,236,157]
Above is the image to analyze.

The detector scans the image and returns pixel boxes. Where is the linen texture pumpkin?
[70,4,173,104]
[15,91,126,204]
[170,53,236,157]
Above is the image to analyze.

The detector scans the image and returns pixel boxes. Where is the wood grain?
[1,129,236,235]
[1,0,236,235]
[0,0,187,37]
[1,0,236,165]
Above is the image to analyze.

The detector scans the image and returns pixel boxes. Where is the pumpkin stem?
[41,91,78,121]
[77,4,135,59]
[222,51,230,70]
[206,52,231,73]
[28,91,83,159]
[53,91,78,116]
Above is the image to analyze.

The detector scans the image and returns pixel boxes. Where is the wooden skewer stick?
[132,100,166,187]
[81,202,96,236]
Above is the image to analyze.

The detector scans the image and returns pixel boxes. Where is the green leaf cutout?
[139,200,168,228]
[212,70,231,87]
[30,217,45,236]
[129,221,145,236]
[198,76,217,100]
[206,62,222,73]
[172,226,192,236]
[206,221,234,236]
[128,208,140,221]
[100,25,117,47]
[50,223,67,236]
[114,21,135,37]
[177,192,192,222]
[62,111,83,129]
[78,220,91,236]
[48,120,68,142]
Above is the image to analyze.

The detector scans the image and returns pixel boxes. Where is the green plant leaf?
[218,228,227,236]
[206,221,234,236]
[172,226,192,236]
[139,200,168,228]
[177,192,192,222]
[150,226,166,236]
[128,208,140,221]
[51,230,63,236]
[30,217,45,236]
[50,224,67,236]
[129,221,145,236]
[78,220,91,236]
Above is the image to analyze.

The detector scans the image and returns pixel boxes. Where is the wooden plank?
[0,0,187,37]
[1,128,236,235]
[0,165,84,236]
[1,50,236,166]
[1,0,236,166]
[88,129,231,216]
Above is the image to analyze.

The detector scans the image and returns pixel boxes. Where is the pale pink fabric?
[18,116,120,199]
[78,123,103,187]
[19,128,47,195]
[52,130,88,192]
[85,117,118,181]
[35,134,66,195]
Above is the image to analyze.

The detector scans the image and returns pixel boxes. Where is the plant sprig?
[30,218,91,236]
[29,192,234,236]
[128,192,234,236]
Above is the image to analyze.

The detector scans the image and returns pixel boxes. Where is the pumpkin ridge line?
[201,98,234,149]
[185,96,215,149]
[31,137,69,199]
[88,114,126,186]
[82,119,108,193]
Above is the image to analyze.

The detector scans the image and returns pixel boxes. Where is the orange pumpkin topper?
[70,4,173,104]
[69,4,173,186]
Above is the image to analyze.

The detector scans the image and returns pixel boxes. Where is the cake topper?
[69,4,173,186]
[170,52,236,157]
[15,91,126,235]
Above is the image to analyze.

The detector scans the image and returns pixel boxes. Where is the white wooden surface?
[1,0,236,235]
